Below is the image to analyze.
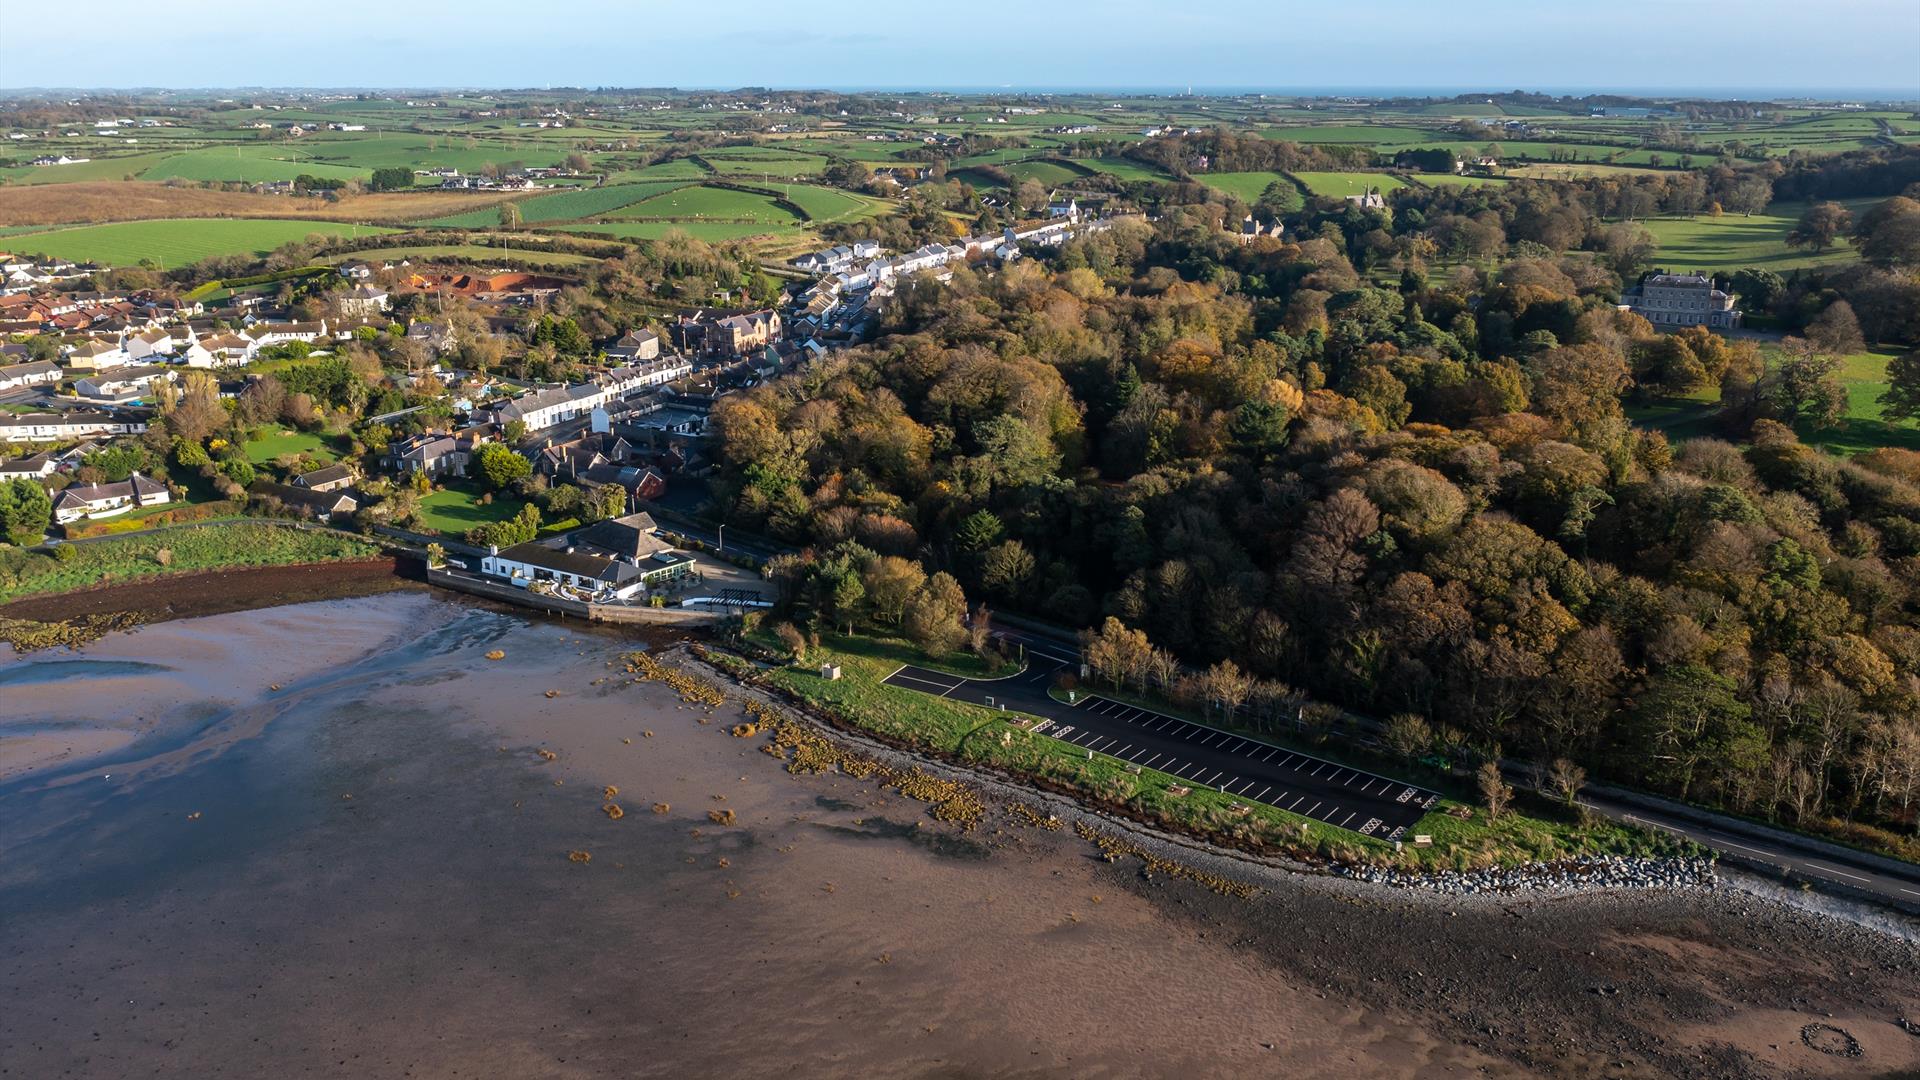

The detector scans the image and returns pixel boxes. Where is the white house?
[0,410,148,442]
[0,359,60,391]
[51,472,169,524]
[74,366,175,403]
[245,320,329,347]
[124,328,178,361]
[193,332,258,368]
[480,540,648,601]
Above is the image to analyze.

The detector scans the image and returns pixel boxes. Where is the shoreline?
[0,555,419,629]
[676,642,1920,940]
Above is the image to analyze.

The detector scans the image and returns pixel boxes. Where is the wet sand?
[1,594,1915,1079]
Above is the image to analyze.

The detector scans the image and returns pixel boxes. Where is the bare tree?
[1477,761,1513,821]
[1546,757,1587,808]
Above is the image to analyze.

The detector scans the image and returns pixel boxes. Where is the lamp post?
[716,524,725,553]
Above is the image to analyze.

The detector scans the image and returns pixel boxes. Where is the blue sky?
[5,1,1917,94]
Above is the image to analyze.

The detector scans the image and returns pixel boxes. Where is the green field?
[604,184,802,224]
[1413,173,1508,188]
[1082,156,1173,182]
[1000,160,1088,187]
[702,153,828,177]
[608,159,712,181]
[559,220,787,242]
[0,523,378,604]
[774,184,888,223]
[424,180,692,227]
[1292,171,1409,198]
[139,148,370,184]
[1637,200,1871,273]
[0,151,179,185]
[6,218,399,267]
[1629,348,1917,455]
[1195,171,1297,202]
[1798,348,1919,454]
[317,244,602,267]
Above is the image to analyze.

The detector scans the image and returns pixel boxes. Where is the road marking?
[1258,747,1279,762]
[1254,785,1272,801]
[1902,888,1920,898]
[1287,795,1305,811]
[1280,753,1302,769]
[1202,771,1224,787]
[1712,838,1780,860]
[1086,736,1111,752]
[1340,812,1356,828]
[1310,763,1329,778]
[1803,862,1871,884]
[890,673,961,691]
[1113,743,1133,757]
[1141,753,1164,769]
[1306,801,1322,817]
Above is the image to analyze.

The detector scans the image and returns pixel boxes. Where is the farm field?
[1292,171,1408,198]
[5,218,398,267]
[0,181,517,228]
[0,151,178,186]
[773,184,889,223]
[1507,162,1676,180]
[602,184,801,225]
[702,153,828,177]
[423,180,692,227]
[559,220,788,243]
[1196,171,1297,202]
[1411,173,1508,187]
[1081,156,1172,182]
[315,244,601,268]
[999,160,1089,186]
[608,159,711,181]
[1636,199,1872,273]
[138,148,369,184]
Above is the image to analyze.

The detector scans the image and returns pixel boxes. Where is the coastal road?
[882,647,1439,842]
[1573,791,1920,909]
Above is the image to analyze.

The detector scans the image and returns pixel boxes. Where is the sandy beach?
[1,593,1914,1079]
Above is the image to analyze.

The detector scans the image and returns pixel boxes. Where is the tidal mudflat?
[1,593,1914,1079]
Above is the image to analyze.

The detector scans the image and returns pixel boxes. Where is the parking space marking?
[889,672,962,692]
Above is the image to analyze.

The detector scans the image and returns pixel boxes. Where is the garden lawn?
[415,483,527,535]
[5,218,398,268]
[242,428,340,466]
[0,523,377,603]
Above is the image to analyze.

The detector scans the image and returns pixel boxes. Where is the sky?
[5,1,1917,95]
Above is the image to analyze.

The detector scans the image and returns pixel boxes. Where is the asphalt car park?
[881,658,1438,840]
